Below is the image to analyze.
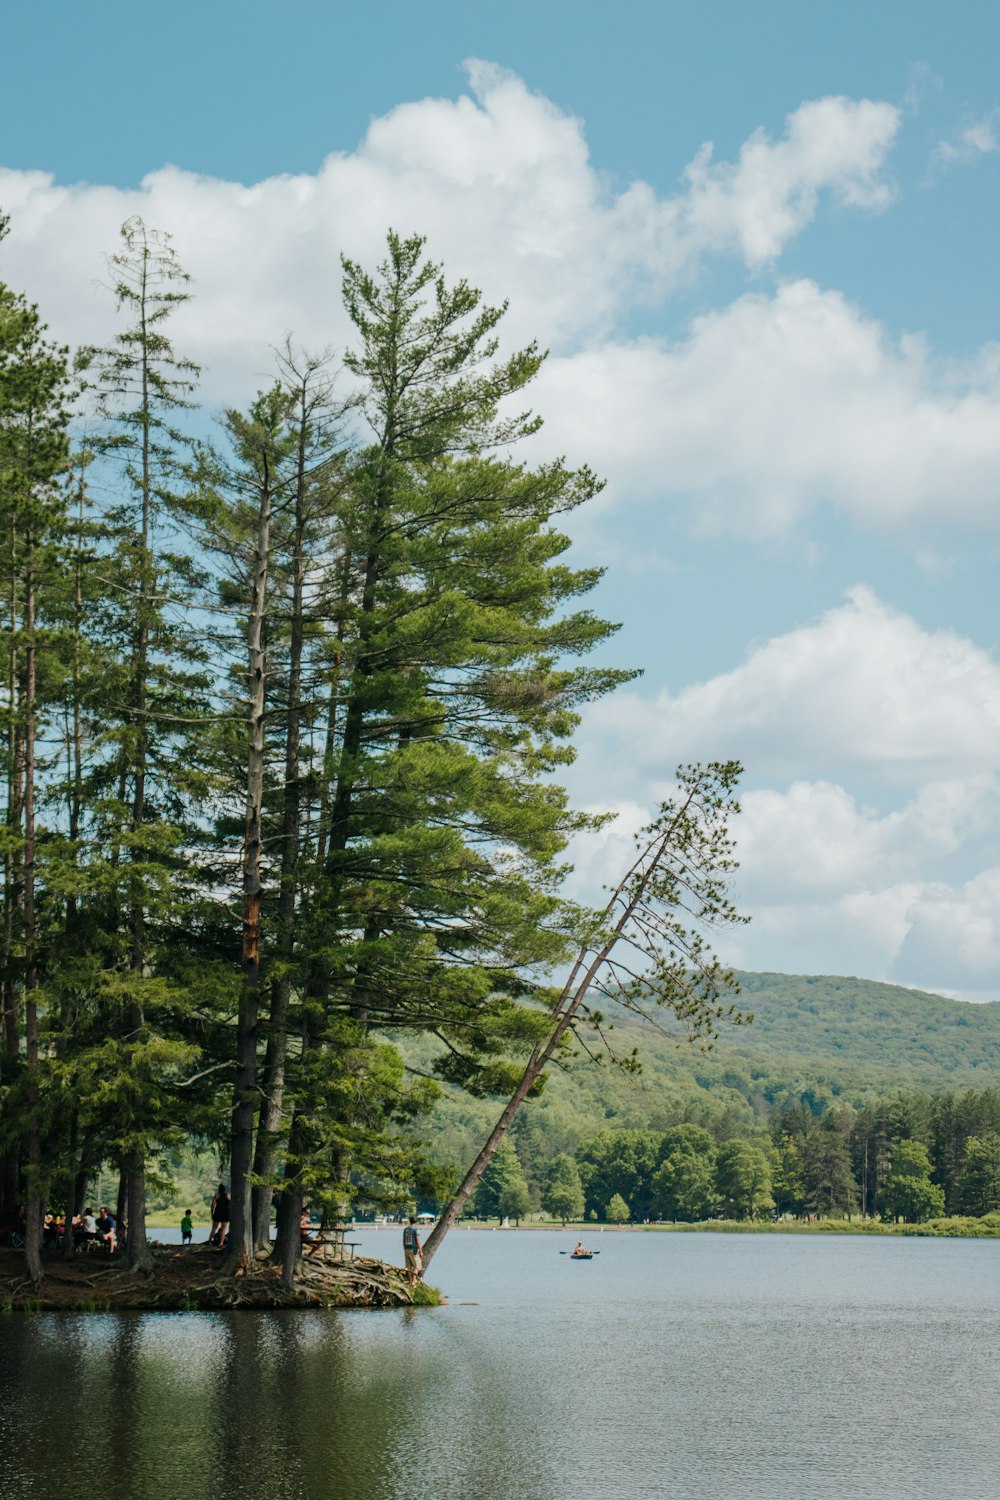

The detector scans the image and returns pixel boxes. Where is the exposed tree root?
[0,1245,433,1311]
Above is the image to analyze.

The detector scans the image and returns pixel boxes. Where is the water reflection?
[0,1308,553,1500]
[2,1234,1000,1499]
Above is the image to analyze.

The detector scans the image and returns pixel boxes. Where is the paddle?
[559,1250,600,1255]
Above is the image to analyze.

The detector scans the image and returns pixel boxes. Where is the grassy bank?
[451,1213,1000,1238]
[646,1213,1000,1238]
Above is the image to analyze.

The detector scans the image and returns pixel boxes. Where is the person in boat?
[572,1241,589,1256]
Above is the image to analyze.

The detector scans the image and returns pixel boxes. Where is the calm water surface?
[1,1229,998,1499]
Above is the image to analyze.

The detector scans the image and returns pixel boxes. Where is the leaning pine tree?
[422,760,750,1269]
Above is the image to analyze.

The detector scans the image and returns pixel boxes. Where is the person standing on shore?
[210,1185,230,1247]
[402,1217,423,1286]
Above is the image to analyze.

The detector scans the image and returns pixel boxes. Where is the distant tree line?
[464,1087,1000,1225]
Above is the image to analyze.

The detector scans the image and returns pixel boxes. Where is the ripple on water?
[1,1232,998,1499]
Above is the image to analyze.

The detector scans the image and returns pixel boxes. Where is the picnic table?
[303,1226,361,1261]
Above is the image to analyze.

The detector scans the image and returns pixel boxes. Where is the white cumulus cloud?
[735,775,999,903]
[0,66,899,404]
[587,585,1000,787]
[535,281,1000,532]
[572,593,1000,997]
[898,868,1000,993]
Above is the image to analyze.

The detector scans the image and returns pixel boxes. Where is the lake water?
[2,1228,999,1499]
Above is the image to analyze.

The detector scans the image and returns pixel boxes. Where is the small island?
[0,1241,440,1312]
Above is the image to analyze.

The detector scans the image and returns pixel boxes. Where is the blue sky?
[3,1,1000,995]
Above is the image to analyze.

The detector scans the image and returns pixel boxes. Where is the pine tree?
[79,217,209,1269]
[956,1135,1000,1216]
[271,232,632,1274]
[0,216,74,1279]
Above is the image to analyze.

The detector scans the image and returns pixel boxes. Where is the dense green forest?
[0,209,749,1287]
[408,972,1000,1226]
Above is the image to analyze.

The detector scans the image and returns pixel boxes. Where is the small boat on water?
[570,1250,595,1260]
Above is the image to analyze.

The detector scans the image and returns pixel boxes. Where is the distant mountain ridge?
[418,971,1000,1174]
[720,971,1000,1084]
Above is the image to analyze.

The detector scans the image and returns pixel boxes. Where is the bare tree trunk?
[278,1156,303,1292]
[274,1009,314,1289]
[228,453,274,1269]
[0,526,23,1228]
[252,424,307,1250]
[314,548,350,868]
[64,1157,88,1261]
[115,1165,128,1247]
[22,522,43,1286]
[251,985,289,1251]
[118,279,156,1274]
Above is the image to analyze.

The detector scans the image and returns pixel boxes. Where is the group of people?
[38,1206,116,1253]
[12,1195,434,1279]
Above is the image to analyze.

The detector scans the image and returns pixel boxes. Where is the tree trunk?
[64,1161,88,1261]
[22,522,43,1286]
[279,1171,303,1292]
[250,994,289,1251]
[115,1165,128,1248]
[252,425,307,1250]
[227,453,274,1268]
[422,809,690,1271]
[124,1148,153,1272]
[0,525,23,1229]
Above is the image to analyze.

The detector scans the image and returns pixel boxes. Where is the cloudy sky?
[3,0,1000,997]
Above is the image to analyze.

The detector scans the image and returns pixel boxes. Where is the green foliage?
[471,1138,530,1223]
[606,1192,630,1224]
[715,1139,774,1220]
[0,217,648,1273]
[577,1130,661,1221]
[409,1280,443,1307]
[498,1179,533,1226]
[956,1135,1000,1216]
[877,1140,945,1223]
[798,1114,857,1217]
[541,1154,585,1223]
[729,972,1000,1085]
[652,1126,719,1221]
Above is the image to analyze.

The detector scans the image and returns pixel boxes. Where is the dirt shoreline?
[0,1245,438,1311]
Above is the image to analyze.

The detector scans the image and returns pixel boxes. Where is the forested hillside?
[728,972,1000,1076]
[414,971,1000,1179]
